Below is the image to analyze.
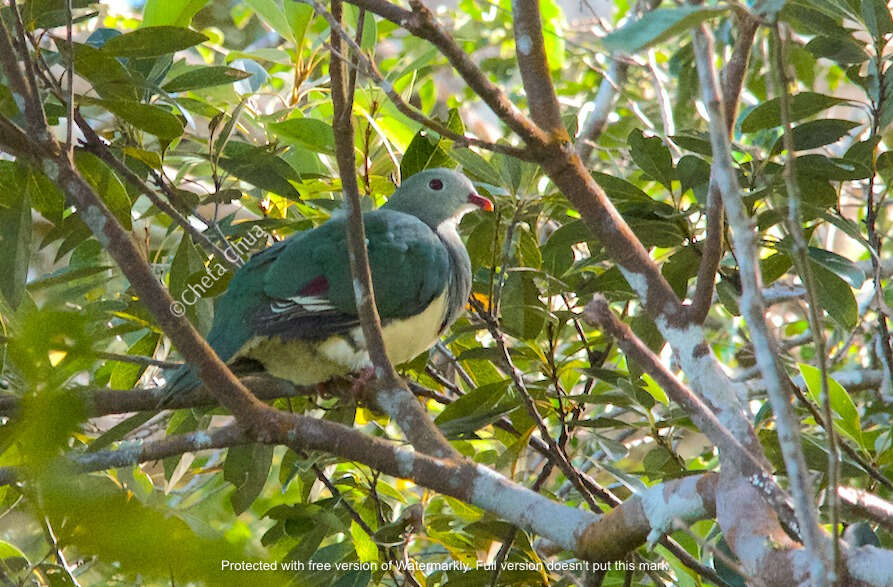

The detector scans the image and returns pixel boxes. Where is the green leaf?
[0,160,64,224]
[101,26,208,58]
[62,41,138,101]
[798,363,862,444]
[95,99,185,139]
[0,539,28,564]
[88,412,154,452]
[670,131,713,156]
[465,214,496,268]
[602,6,728,53]
[123,146,163,170]
[435,379,512,433]
[334,571,372,587]
[540,0,565,70]
[109,332,159,389]
[224,443,273,514]
[641,374,669,406]
[0,188,30,308]
[268,117,335,154]
[451,148,500,182]
[218,142,303,200]
[400,109,464,178]
[761,252,793,285]
[861,0,893,38]
[212,97,249,161]
[627,218,685,247]
[807,247,864,288]
[245,0,295,43]
[515,224,542,269]
[285,2,314,50]
[74,151,133,230]
[805,36,867,64]
[772,119,860,154]
[796,154,870,181]
[142,0,209,27]
[661,246,700,298]
[349,520,378,564]
[781,3,851,39]
[740,92,849,133]
[628,129,674,190]
[541,219,589,276]
[501,272,545,340]
[676,155,710,197]
[810,262,857,328]
[38,474,254,582]
[162,66,251,92]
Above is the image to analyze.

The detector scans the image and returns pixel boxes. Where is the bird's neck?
[435,217,472,333]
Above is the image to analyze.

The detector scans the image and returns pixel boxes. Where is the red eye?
[429,179,444,190]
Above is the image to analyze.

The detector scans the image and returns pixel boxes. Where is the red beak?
[468,192,493,211]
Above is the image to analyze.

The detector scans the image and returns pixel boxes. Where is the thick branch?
[0,376,311,418]
[2,414,889,584]
[328,0,456,458]
[510,0,565,135]
[583,296,803,539]
[838,487,893,533]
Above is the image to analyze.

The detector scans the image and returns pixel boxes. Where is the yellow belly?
[237,292,447,385]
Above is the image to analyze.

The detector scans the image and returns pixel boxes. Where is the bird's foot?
[348,366,377,397]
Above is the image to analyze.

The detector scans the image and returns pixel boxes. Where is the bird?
[164,168,492,396]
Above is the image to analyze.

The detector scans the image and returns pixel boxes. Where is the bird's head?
[383,168,492,229]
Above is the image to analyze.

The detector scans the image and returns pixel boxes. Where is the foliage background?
[0,0,891,585]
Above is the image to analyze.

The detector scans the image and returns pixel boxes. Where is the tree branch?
[3,0,49,139]
[575,58,628,161]
[344,0,549,146]
[0,375,313,418]
[690,24,831,583]
[771,21,841,571]
[582,295,799,534]
[688,15,758,324]
[328,0,456,459]
[0,10,274,439]
[302,0,532,160]
[510,0,565,135]
[838,487,893,533]
[75,109,240,272]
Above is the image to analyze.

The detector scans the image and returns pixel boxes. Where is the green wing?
[165,209,449,393]
[256,209,450,339]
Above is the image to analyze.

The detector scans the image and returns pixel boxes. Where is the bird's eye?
[429,179,444,190]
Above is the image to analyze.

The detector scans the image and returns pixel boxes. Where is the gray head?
[383,168,492,228]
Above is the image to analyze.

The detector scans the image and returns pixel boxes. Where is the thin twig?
[576,58,628,161]
[94,351,180,369]
[42,516,81,586]
[302,0,533,160]
[64,0,74,157]
[74,110,240,272]
[469,297,599,510]
[771,22,840,572]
